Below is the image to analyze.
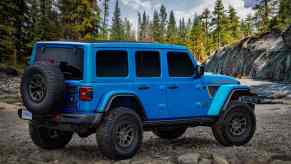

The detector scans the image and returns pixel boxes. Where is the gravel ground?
[0,78,291,164]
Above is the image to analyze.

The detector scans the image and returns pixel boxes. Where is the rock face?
[206,26,291,82]
[282,25,291,48]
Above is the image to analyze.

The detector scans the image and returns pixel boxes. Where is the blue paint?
[207,85,249,116]
[29,41,252,121]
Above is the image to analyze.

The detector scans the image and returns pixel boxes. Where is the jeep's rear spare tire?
[21,64,64,114]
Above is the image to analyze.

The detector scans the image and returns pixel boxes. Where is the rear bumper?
[18,108,103,125]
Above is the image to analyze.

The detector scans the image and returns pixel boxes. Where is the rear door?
[133,50,168,120]
[166,51,209,118]
[79,48,133,113]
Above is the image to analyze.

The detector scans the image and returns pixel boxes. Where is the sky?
[104,0,256,30]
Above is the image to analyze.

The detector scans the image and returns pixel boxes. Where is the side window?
[167,52,194,77]
[96,50,128,77]
[135,51,161,77]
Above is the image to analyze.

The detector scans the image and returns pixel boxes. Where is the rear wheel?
[96,107,143,160]
[153,127,187,140]
[29,122,73,150]
[212,101,256,146]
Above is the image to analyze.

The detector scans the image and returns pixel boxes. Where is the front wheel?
[212,101,256,146]
[29,122,73,150]
[96,107,143,160]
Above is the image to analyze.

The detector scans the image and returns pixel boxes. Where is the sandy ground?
[0,78,291,164]
[0,102,291,164]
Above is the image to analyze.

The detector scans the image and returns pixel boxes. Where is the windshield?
[35,47,83,80]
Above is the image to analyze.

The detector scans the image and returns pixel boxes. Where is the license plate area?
[18,109,32,120]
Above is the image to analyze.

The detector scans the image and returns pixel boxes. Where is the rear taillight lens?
[79,87,93,101]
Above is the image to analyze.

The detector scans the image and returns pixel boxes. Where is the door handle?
[138,85,150,90]
[168,85,179,90]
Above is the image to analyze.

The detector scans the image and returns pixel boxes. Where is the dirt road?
[1,78,291,164]
[0,102,291,164]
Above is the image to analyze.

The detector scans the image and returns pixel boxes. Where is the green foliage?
[178,18,187,45]
[276,0,291,29]
[1,0,290,65]
[166,11,177,43]
[159,5,167,42]
[188,16,206,62]
[111,0,124,40]
[59,0,100,40]
[241,15,253,37]
[212,0,226,48]
[123,18,135,40]
[227,6,241,39]
[101,0,110,39]
[152,10,161,42]
[253,0,272,32]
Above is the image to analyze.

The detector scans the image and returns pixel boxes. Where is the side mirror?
[195,65,205,77]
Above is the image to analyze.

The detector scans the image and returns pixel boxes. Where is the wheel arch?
[207,85,255,116]
[97,91,147,120]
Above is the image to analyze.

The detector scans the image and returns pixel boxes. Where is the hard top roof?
[36,40,188,50]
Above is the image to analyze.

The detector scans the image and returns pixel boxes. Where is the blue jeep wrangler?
[19,41,256,160]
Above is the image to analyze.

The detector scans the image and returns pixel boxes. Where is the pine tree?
[212,0,225,48]
[166,10,177,43]
[0,0,33,64]
[111,0,124,40]
[27,0,41,43]
[101,0,110,39]
[186,18,192,33]
[227,6,240,40]
[253,0,272,32]
[188,15,206,62]
[137,12,142,40]
[0,0,17,64]
[241,15,253,37]
[159,5,167,42]
[152,10,161,42]
[39,0,62,40]
[58,0,99,40]
[141,11,147,40]
[76,0,100,40]
[123,18,135,40]
[277,0,291,29]
[178,18,187,44]
[201,8,211,55]
[138,11,149,40]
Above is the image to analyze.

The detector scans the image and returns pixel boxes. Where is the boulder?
[199,158,212,164]
[212,154,229,164]
[178,153,200,164]
[206,28,291,82]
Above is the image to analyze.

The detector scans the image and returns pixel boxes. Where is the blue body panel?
[30,41,251,121]
[207,84,250,116]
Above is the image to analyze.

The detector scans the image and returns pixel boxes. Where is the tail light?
[79,87,93,101]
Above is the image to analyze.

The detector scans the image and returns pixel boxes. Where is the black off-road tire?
[21,64,64,114]
[153,127,187,140]
[212,101,256,146]
[29,122,73,150]
[96,107,143,160]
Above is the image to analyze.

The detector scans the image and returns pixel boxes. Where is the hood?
[202,72,240,85]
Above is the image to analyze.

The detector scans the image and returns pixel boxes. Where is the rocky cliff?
[206,26,291,81]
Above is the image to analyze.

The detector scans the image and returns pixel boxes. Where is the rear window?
[96,50,128,77]
[36,47,83,80]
